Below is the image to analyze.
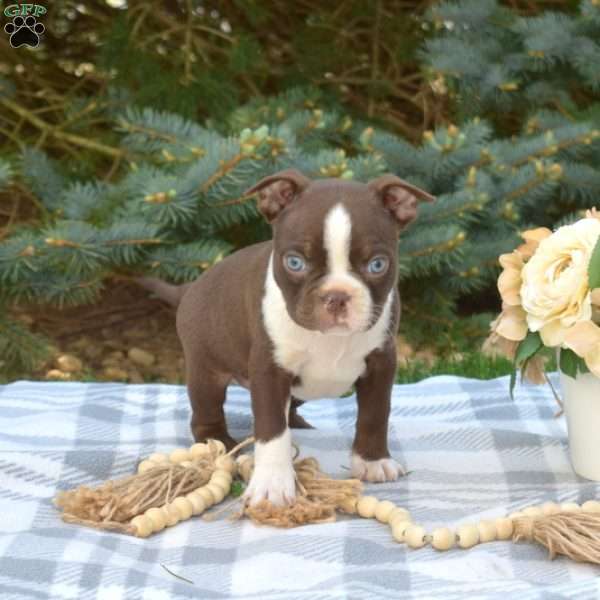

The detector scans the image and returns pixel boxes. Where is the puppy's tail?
[134,276,191,308]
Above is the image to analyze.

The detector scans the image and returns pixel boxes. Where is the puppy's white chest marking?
[262,255,393,400]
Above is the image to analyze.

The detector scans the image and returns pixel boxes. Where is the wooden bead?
[374,501,396,523]
[163,504,180,526]
[356,496,379,518]
[206,483,226,503]
[132,515,153,538]
[208,473,232,494]
[541,502,560,515]
[431,527,455,551]
[145,507,166,532]
[240,464,253,482]
[391,520,413,543]
[207,439,226,455]
[236,456,254,482]
[215,455,236,474]
[477,520,497,543]
[457,524,480,549]
[172,497,194,520]
[388,508,411,528]
[211,470,233,486]
[196,486,215,507]
[209,482,231,498]
[523,506,544,518]
[339,497,358,514]
[560,502,581,513]
[190,443,210,458]
[186,492,206,516]
[148,453,169,463]
[169,448,191,464]
[495,518,514,540]
[582,500,600,513]
[405,525,427,549]
[137,459,157,474]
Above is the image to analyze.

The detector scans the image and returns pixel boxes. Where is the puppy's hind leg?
[185,366,238,451]
[288,397,314,429]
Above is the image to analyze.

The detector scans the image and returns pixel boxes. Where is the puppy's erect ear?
[245,169,312,223]
[368,174,435,230]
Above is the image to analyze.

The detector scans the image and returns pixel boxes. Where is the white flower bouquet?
[486,209,600,479]
[487,209,600,387]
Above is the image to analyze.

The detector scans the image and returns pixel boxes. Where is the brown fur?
[140,172,434,463]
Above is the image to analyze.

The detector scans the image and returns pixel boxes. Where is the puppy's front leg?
[243,358,296,506]
[351,342,405,482]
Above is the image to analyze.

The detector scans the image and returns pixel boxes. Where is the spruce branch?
[0,98,126,159]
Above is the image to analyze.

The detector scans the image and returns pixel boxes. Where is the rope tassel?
[241,457,363,527]
[514,512,600,564]
[54,440,230,535]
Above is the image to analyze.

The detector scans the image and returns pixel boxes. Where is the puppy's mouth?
[317,318,352,335]
[315,303,370,335]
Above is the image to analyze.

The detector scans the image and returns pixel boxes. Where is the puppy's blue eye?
[367,256,389,274]
[285,254,306,272]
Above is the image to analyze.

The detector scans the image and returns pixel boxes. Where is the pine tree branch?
[0,98,125,159]
[368,0,382,118]
[511,135,595,168]
[200,153,246,193]
[502,175,546,203]
[407,232,466,257]
[184,0,194,83]
[211,194,255,208]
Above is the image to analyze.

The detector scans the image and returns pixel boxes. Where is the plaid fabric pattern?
[1,376,600,599]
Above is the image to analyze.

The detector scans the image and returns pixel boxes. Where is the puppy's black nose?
[321,291,350,315]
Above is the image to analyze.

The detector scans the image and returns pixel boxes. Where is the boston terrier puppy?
[139,170,434,506]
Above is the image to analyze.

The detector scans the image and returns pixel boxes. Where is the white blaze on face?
[324,204,352,275]
[322,203,372,331]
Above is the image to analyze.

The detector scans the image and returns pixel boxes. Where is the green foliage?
[510,332,544,398]
[590,237,600,290]
[1,1,600,377]
[0,300,50,377]
[396,352,514,384]
[559,348,589,379]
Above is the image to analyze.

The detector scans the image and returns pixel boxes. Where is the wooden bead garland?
[55,439,233,538]
[129,440,232,537]
[348,493,600,563]
[55,436,600,565]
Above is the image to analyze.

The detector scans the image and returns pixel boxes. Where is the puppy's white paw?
[243,427,296,506]
[243,464,296,506]
[351,454,405,483]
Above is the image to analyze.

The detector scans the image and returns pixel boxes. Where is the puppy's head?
[246,169,434,334]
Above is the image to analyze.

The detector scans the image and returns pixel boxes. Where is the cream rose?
[564,320,600,377]
[520,218,600,347]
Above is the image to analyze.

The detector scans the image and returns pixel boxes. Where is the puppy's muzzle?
[319,290,350,317]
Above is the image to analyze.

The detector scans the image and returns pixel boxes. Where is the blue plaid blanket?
[1,376,599,599]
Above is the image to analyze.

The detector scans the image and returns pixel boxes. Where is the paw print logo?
[4,15,45,48]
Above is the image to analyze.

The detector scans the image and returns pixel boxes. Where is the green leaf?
[509,369,517,400]
[230,480,245,498]
[560,349,588,378]
[589,236,600,290]
[514,332,543,365]
[510,332,542,399]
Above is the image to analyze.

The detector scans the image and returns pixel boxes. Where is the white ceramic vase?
[560,368,600,481]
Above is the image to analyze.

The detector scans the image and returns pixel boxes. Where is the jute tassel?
[513,513,600,564]
[55,458,214,532]
[237,456,363,527]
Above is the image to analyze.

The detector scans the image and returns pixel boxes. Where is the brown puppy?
[141,170,433,505]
